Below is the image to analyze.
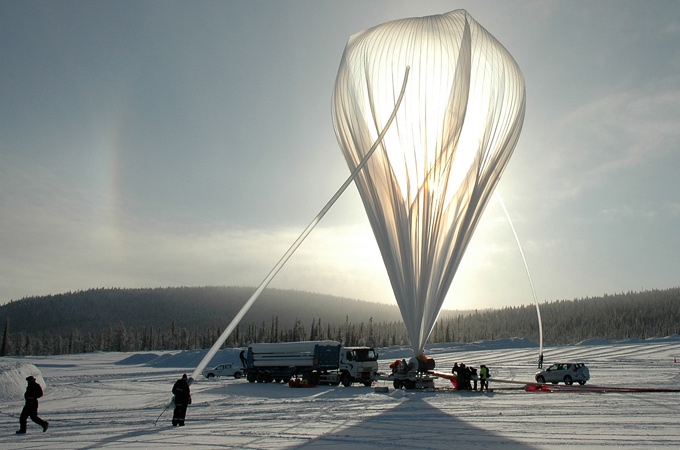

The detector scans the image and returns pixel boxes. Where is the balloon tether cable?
[495,191,544,366]
[184,66,411,387]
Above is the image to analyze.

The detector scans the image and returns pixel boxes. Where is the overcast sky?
[2,0,679,312]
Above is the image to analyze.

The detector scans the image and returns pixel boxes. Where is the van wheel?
[578,380,586,385]
[536,375,545,383]
[234,371,242,379]
[206,373,215,379]
[563,375,573,385]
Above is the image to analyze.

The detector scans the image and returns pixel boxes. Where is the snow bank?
[659,334,680,341]
[577,335,680,346]
[0,360,45,402]
[116,348,243,370]
[578,338,612,346]
[464,337,538,349]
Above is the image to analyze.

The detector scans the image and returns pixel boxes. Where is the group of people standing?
[451,362,490,392]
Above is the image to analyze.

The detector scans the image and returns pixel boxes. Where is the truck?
[202,363,243,379]
[245,340,378,387]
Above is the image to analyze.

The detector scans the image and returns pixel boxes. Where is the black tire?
[564,375,573,385]
[393,379,402,389]
[309,373,320,385]
[206,373,215,379]
[363,380,373,387]
[234,371,242,379]
[247,371,256,383]
[263,371,273,383]
[536,375,545,384]
[578,380,586,386]
[341,373,352,387]
[404,379,415,390]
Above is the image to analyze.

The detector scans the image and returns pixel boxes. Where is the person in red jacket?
[16,376,49,434]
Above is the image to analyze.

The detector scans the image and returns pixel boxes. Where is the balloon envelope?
[331,10,526,355]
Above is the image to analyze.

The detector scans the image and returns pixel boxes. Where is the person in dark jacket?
[470,366,478,391]
[452,363,460,389]
[16,376,49,434]
[459,363,470,390]
[239,350,247,369]
[172,373,192,426]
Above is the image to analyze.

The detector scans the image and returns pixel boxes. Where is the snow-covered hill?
[1,337,679,449]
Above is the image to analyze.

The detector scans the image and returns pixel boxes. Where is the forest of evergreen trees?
[1,286,678,357]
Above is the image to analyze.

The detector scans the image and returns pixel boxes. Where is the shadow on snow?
[294,393,536,449]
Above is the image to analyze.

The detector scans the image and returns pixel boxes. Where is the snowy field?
[2,337,680,449]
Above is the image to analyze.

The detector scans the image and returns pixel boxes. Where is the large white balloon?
[332,10,526,355]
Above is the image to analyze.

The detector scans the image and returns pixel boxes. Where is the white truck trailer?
[245,340,378,387]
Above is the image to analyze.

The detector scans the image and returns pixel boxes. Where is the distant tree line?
[0,286,408,336]
[0,287,678,357]
[0,315,412,356]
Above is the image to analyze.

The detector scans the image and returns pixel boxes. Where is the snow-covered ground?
[1,337,679,449]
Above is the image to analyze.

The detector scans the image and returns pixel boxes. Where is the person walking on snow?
[16,376,48,434]
[172,373,192,426]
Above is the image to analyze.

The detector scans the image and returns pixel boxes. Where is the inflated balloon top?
[332,10,526,355]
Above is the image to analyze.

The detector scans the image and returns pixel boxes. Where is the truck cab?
[339,347,379,387]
